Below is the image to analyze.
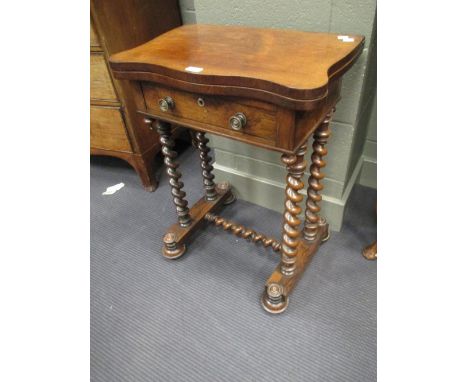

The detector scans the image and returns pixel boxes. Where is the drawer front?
[91,53,118,101]
[90,21,100,48]
[90,106,131,152]
[142,84,278,142]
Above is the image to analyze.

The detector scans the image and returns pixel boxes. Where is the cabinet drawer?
[91,53,118,101]
[90,106,131,152]
[90,21,100,48]
[142,84,278,142]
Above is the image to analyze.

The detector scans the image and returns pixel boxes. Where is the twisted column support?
[303,110,333,242]
[205,213,281,252]
[193,131,218,201]
[280,144,307,276]
[155,120,191,227]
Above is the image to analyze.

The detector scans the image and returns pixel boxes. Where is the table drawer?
[90,106,131,152]
[91,53,118,101]
[142,84,278,142]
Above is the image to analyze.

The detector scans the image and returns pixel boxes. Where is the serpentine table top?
[110,24,364,110]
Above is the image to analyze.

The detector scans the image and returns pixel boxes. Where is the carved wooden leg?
[261,111,335,314]
[261,144,307,314]
[303,109,333,242]
[151,124,236,260]
[161,182,233,259]
[155,120,192,228]
[189,130,198,148]
[192,130,236,205]
[280,144,307,277]
[193,131,218,201]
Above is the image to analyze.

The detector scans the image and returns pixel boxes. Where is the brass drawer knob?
[229,112,247,131]
[159,96,175,112]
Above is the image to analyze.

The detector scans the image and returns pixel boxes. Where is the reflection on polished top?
[109,24,364,109]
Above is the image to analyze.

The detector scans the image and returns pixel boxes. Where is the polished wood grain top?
[109,24,364,109]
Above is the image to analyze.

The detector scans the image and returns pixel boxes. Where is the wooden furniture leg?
[303,109,334,243]
[261,112,333,314]
[279,144,308,277]
[153,121,236,259]
[261,144,307,313]
[90,148,159,192]
[130,151,158,192]
[192,130,236,205]
[193,131,218,201]
[155,120,192,229]
[154,114,334,314]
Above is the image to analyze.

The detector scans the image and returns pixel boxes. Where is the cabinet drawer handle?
[159,96,175,112]
[229,112,247,131]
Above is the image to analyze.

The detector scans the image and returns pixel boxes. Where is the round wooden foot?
[223,192,237,205]
[320,228,330,243]
[162,233,187,259]
[216,181,236,205]
[362,241,377,260]
[319,217,330,243]
[261,284,289,314]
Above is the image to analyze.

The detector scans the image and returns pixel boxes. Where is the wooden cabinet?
[90,106,132,152]
[90,53,118,102]
[90,0,182,191]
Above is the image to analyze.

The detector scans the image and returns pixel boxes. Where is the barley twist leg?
[155,120,191,227]
[303,109,333,242]
[280,144,307,276]
[193,131,218,201]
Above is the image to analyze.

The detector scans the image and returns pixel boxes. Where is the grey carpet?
[91,143,377,382]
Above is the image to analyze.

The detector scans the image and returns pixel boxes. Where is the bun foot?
[162,233,186,259]
[261,283,289,314]
[216,181,236,205]
[362,241,377,260]
[321,231,330,243]
[223,192,237,205]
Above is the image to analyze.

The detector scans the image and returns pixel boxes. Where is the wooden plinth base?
[261,223,329,314]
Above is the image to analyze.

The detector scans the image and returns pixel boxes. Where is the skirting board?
[213,156,364,232]
[358,157,377,189]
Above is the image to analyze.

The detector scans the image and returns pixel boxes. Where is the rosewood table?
[109,24,364,314]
